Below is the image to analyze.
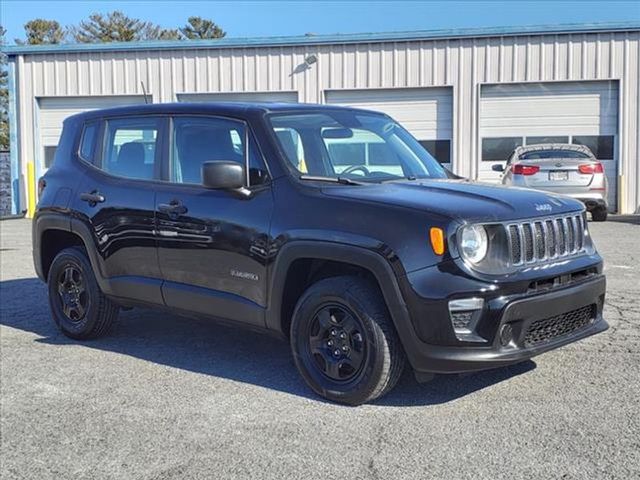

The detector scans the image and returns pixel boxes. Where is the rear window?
[520,150,590,160]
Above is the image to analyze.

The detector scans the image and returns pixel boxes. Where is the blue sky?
[2,1,639,44]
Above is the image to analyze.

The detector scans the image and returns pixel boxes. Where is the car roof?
[513,143,595,157]
[67,101,389,123]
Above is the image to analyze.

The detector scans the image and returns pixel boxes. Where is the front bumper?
[400,274,607,376]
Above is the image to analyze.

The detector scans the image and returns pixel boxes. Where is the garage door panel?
[39,95,146,147]
[480,115,616,137]
[479,81,619,211]
[325,88,453,146]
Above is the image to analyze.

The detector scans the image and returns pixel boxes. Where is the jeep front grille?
[505,214,585,266]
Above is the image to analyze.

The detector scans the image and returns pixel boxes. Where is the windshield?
[268,111,448,182]
[520,150,590,160]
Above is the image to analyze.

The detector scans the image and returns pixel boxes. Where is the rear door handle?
[158,200,188,216]
[80,191,105,206]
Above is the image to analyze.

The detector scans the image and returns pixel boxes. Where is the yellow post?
[26,161,36,218]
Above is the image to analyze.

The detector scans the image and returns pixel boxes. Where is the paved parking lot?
[1,217,639,479]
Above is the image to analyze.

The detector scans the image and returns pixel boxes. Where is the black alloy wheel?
[57,264,88,322]
[307,304,367,382]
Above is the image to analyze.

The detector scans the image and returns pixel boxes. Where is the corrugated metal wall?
[11,29,640,213]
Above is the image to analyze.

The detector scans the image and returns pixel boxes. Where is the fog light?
[450,311,473,330]
[499,324,513,346]
[448,298,484,341]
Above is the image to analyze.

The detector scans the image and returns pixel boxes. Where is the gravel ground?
[1,217,639,480]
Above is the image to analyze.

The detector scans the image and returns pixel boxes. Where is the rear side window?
[102,117,161,180]
[79,122,99,163]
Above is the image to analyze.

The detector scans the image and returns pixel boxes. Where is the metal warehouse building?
[5,21,640,215]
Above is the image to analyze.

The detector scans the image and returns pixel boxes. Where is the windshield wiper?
[299,175,364,185]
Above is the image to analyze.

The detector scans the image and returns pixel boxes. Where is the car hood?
[321,178,583,223]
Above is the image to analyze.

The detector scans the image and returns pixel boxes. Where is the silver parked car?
[493,143,608,221]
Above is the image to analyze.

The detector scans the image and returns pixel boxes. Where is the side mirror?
[491,164,505,172]
[202,161,245,190]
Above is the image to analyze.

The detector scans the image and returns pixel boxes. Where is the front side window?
[103,117,161,180]
[268,111,447,182]
[274,127,307,172]
[172,116,269,186]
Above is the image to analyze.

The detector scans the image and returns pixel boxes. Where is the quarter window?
[572,135,615,160]
[103,118,161,180]
[79,122,99,163]
[172,116,269,186]
[481,137,523,161]
[44,146,57,168]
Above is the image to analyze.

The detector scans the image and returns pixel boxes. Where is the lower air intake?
[523,304,596,347]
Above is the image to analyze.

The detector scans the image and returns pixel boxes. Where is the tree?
[0,26,9,151]
[180,16,225,40]
[15,19,65,45]
[71,11,158,43]
[146,26,182,41]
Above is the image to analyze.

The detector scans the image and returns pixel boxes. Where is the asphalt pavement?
[1,217,639,479]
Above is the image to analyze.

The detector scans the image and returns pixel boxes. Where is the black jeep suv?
[33,103,608,405]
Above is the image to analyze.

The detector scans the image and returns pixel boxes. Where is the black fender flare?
[32,211,72,281]
[265,241,423,361]
[32,211,110,294]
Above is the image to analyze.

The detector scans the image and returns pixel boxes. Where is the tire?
[290,275,405,405]
[591,207,608,222]
[47,246,119,339]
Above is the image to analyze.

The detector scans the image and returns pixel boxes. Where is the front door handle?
[158,200,188,217]
[80,191,105,206]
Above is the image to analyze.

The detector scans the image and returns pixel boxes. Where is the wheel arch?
[33,212,107,291]
[265,241,413,341]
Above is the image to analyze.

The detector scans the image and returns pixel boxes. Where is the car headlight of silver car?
[459,225,488,264]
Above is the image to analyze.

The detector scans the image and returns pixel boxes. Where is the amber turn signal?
[430,227,446,255]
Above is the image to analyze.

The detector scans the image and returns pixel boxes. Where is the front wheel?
[47,246,119,339]
[290,276,405,405]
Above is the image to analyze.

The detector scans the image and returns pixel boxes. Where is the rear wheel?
[290,276,405,405]
[47,246,119,339]
[591,207,608,222]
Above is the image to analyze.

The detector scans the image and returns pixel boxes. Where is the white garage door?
[479,81,618,210]
[177,91,298,103]
[38,95,146,171]
[324,88,453,167]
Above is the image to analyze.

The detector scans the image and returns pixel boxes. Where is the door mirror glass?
[202,161,245,190]
[491,164,505,172]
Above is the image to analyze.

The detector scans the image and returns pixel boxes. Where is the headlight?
[459,225,488,264]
